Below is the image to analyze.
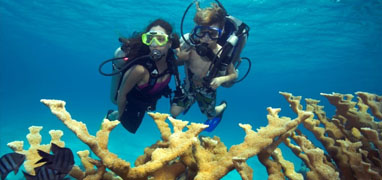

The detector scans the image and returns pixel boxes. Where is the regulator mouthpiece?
[150,49,163,61]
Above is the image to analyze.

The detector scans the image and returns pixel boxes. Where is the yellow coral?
[6,91,378,180]
[40,99,207,179]
[272,148,303,180]
[7,126,65,175]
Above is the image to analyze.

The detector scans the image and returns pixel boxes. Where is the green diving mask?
[142,31,169,46]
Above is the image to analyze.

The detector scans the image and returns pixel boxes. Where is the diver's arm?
[210,63,238,90]
[117,65,146,118]
[176,49,190,66]
[225,63,238,82]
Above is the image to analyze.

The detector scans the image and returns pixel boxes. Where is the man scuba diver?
[99,19,182,134]
[171,0,250,132]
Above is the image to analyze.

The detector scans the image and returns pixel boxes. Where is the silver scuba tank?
[219,16,248,87]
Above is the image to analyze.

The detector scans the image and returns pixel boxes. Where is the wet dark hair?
[119,32,149,59]
[119,19,180,58]
[145,19,173,34]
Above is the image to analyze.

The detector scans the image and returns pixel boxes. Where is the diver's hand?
[210,77,224,90]
[177,49,190,62]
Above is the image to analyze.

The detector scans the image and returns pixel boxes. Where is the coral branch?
[41,99,131,178]
[356,91,382,120]
[272,148,303,180]
[230,107,312,158]
[7,126,64,175]
[40,99,208,179]
[232,157,253,180]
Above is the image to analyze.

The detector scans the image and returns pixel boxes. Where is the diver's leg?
[214,102,227,115]
[119,104,145,134]
[170,86,194,118]
[170,95,194,118]
[195,88,217,119]
[196,88,227,132]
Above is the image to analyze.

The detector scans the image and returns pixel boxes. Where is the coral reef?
[280,92,381,180]
[7,126,65,175]
[5,91,382,179]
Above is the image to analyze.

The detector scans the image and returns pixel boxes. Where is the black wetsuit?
[119,51,177,134]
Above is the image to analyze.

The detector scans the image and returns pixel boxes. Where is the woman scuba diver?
[99,19,181,134]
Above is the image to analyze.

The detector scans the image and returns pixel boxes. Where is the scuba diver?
[171,0,250,132]
[99,19,182,134]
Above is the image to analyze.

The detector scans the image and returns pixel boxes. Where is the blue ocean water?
[0,0,381,179]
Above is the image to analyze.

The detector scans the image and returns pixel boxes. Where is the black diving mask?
[192,25,222,40]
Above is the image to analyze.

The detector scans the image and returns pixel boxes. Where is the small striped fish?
[23,143,74,180]
[23,166,69,180]
[36,143,74,174]
[0,152,25,180]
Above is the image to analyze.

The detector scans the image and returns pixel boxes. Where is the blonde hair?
[194,2,226,28]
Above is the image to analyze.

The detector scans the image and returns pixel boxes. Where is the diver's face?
[198,23,222,45]
[148,26,171,56]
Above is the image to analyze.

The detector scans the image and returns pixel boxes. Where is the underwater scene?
[0,0,381,179]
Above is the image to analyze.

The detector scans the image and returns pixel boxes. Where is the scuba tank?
[110,47,128,105]
[215,16,250,87]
